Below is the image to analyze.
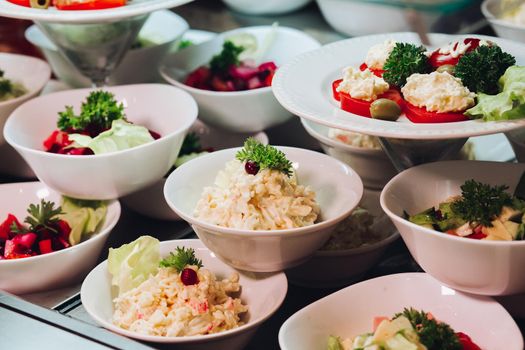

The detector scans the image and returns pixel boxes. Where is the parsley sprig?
[11,200,63,234]
[210,41,244,74]
[236,138,292,176]
[159,247,203,273]
[451,179,512,227]
[57,90,125,132]
[394,308,461,350]
[383,42,432,88]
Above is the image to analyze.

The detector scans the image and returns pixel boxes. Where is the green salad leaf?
[108,236,160,296]
[59,196,107,245]
[327,336,344,350]
[68,119,154,155]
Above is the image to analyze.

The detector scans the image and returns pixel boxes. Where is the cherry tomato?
[404,102,469,123]
[456,332,482,350]
[429,38,481,68]
[6,0,30,6]
[55,0,126,10]
[359,63,384,77]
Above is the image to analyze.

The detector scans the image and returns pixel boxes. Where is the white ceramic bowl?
[121,120,269,221]
[160,25,321,133]
[482,0,525,43]
[164,147,363,272]
[381,160,525,296]
[4,84,198,200]
[301,118,396,190]
[222,0,312,15]
[81,239,287,350]
[279,273,523,350]
[0,181,120,295]
[0,53,50,145]
[316,0,440,37]
[25,10,188,88]
[506,128,525,162]
[285,210,399,288]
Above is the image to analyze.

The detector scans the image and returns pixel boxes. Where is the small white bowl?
[0,181,120,295]
[506,128,525,162]
[381,160,525,296]
[482,0,525,43]
[81,239,287,350]
[4,84,198,200]
[160,25,321,133]
[121,120,269,221]
[279,273,523,350]
[25,10,188,88]
[222,0,312,15]
[301,118,396,190]
[0,53,50,145]
[164,147,363,272]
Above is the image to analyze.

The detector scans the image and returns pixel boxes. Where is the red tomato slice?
[359,63,384,77]
[332,79,342,102]
[6,0,30,6]
[456,332,482,350]
[55,0,126,10]
[429,38,481,68]
[405,102,469,123]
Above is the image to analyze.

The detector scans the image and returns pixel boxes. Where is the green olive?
[436,64,455,75]
[30,0,50,8]
[370,98,401,121]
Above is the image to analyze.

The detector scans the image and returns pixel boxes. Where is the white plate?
[279,273,524,350]
[182,29,216,45]
[273,32,525,140]
[0,0,192,23]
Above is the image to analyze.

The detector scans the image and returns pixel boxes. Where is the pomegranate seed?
[245,161,259,175]
[180,268,199,286]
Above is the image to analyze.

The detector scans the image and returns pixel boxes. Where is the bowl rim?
[164,146,364,237]
[0,52,51,108]
[0,181,121,265]
[380,160,525,246]
[160,25,321,97]
[481,0,525,31]
[300,118,384,155]
[81,238,288,343]
[4,83,198,159]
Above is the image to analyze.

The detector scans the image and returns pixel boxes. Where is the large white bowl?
[25,10,188,88]
[482,0,525,43]
[279,273,523,350]
[222,0,312,15]
[160,25,321,133]
[0,53,50,145]
[0,181,120,295]
[121,120,269,221]
[4,84,198,200]
[381,160,525,295]
[164,147,363,272]
[506,128,525,162]
[81,239,287,350]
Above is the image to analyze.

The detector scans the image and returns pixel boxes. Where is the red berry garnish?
[245,161,259,175]
[180,268,199,286]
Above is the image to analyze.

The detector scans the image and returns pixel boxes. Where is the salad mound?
[109,236,247,337]
[194,138,320,230]
[0,197,107,260]
[0,69,27,102]
[332,37,523,123]
[328,308,480,350]
[43,90,159,156]
[408,174,525,241]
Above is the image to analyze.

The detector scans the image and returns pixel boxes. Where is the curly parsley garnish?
[451,179,512,227]
[455,45,515,94]
[236,138,292,176]
[210,40,244,74]
[159,246,203,273]
[394,308,461,350]
[383,42,432,88]
[57,90,125,132]
[11,200,63,234]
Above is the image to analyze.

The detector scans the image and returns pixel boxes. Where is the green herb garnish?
[383,42,432,88]
[159,246,203,272]
[0,69,4,78]
[179,132,202,156]
[0,79,13,97]
[57,90,125,132]
[178,39,193,50]
[394,308,461,350]
[451,179,512,227]
[210,40,244,74]
[11,200,63,234]
[236,138,292,176]
[455,45,515,94]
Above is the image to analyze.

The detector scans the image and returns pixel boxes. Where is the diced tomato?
[43,130,72,153]
[55,220,71,240]
[4,239,16,258]
[359,63,385,77]
[373,317,389,332]
[149,130,161,140]
[456,332,481,350]
[229,64,259,80]
[6,0,30,6]
[446,229,458,236]
[185,66,211,89]
[0,214,23,240]
[404,102,469,123]
[38,239,53,254]
[465,232,487,240]
[210,76,235,92]
[429,38,481,68]
[263,71,275,87]
[12,233,37,249]
[55,0,126,10]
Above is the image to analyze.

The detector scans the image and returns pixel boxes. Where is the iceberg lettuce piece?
[68,119,154,155]
[59,196,107,245]
[108,236,160,296]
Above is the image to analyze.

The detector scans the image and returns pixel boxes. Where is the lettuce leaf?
[68,119,154,155]
[59,196,107,245]
[107,236,160,296]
